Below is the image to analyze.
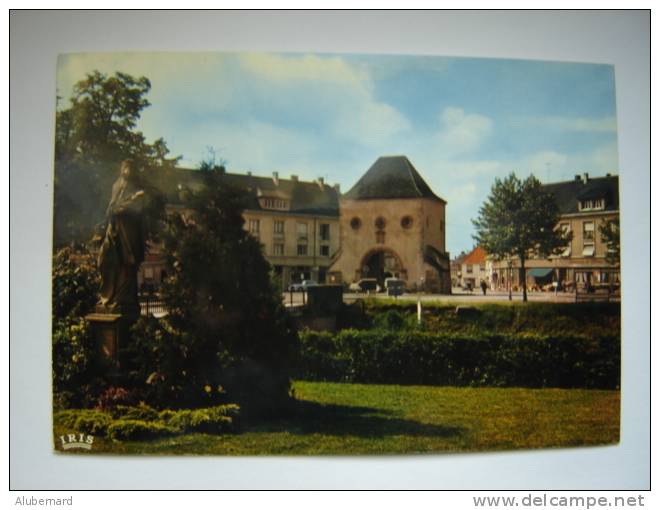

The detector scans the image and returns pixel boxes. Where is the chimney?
[290,174,298,182]
[582,172,589,184]
[272,171,279,186]
[317,177,325,190]
[606,172,612,177]
[333,183,341,193]
[575,174,581,181]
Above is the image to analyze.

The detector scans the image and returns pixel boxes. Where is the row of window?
[350,215,445,233]
[248,219,331,241]
[271,243,331,257]
[465,264,486,274]
[559,220,602,257]
[578,199,605,211]
[260,198,288,210]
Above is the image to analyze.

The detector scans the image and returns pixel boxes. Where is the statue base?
[85,309,140,362]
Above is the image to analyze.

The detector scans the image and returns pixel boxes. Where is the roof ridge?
[403,156,423,198]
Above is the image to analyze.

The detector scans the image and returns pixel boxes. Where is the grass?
[54,381,619,455]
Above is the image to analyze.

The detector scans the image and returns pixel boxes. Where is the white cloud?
[516,115,617,133]
[235,53,411,144]
[57,52,412,157]
[239,53,368,88]
[524,150,569,175]
[435,107,493,156]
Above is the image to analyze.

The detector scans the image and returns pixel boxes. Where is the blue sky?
[57,52,619,255]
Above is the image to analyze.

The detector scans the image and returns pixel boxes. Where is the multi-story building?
[329,156,451,293]
[137,155,452,293]
[138,168,340,289]
[489,173,620,291]
[457,246,488,290]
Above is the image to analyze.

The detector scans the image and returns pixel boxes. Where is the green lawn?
[54,381,619,455]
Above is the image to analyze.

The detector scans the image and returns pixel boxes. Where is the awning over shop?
[528,268,554,278]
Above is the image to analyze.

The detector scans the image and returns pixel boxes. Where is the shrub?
[52,246,99,320]
[362,300,620,341]
[124,316,233,409]
[107,419,178,441]
[151,167,299,414]
[52,317,110,408]
[372,309,407,331]
[110,404,160,421]
[54,409,112,435]
[162,404,240,434]
[96,387,140,411]
[73,411,113,435]
[54,404,241,441]
[296,329,620,389]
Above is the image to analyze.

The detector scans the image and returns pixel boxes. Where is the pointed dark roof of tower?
[344,155,445,202]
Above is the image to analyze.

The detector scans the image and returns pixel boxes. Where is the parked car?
[288,280,318,292]
[349,278,380,293]
[384,277,405,296]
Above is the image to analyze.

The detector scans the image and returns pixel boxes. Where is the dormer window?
[260,197,288,210]
[579,198,605,211]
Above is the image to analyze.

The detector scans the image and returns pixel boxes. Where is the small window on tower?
[401,216,413,229]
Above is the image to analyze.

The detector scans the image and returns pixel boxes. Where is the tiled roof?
[144,167,340,217]
[462,246,486,265]
[344,156,446,202]
[542,174,619,214]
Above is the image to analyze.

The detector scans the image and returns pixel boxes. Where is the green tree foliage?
[51,247,109,408]
[54,71,178,246]
[599,218,620,266]
[56,71,178,167]
[52,246,100,320]
[472,173,571,301]
[126,165,299,413]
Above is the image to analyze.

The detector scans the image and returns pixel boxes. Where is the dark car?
[348,278,380,293]
[384,277,405,296]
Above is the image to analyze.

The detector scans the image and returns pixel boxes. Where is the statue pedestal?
[85,310,138,362]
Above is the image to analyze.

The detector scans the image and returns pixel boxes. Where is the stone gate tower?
[329,155,451,293]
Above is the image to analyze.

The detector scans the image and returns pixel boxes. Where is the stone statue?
[97,159,146,315]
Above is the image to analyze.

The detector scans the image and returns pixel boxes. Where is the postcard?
[52,51,620,455]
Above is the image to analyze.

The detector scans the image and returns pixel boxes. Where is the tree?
[127,164,299,413]
[54,71,178,245]
[599,217,620,266]
[56,71,180,167]
[472,173,572,302]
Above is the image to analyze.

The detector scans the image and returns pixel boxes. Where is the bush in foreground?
[296,329,620,389]
[54,403,240,443]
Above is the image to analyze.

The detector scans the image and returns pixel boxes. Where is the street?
[282,287,618,307]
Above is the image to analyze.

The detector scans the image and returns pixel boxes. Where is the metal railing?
[139,293,168,316]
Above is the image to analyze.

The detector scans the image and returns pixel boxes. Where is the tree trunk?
[520,256,527,302]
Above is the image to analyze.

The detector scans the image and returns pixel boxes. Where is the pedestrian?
[480,280,487,295]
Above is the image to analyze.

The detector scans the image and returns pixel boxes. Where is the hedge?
[295,329,620,389]
[54,403,240,442]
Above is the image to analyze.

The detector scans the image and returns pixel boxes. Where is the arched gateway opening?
[359,248,405,286]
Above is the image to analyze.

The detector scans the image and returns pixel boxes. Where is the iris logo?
[59,433,94,450]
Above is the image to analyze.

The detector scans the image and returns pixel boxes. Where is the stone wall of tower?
[330,197,449,292]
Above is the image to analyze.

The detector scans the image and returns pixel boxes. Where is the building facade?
[329,156,451,293]
[137,168,340,290]
[457,246,488,290]
[489,173,620,291]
